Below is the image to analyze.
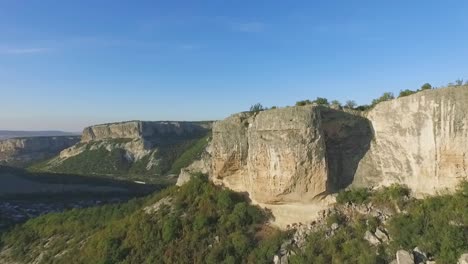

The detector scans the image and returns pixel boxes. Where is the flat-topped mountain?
[0,136,80,166]
[36,121,212,181]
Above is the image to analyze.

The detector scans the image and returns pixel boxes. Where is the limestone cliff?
[42,121,211,179]
[0,136,80,166]
[180,86,468,208]
[209,107,329,204]
[353,86,468,194]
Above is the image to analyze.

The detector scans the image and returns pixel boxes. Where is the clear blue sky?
[1,0,467,131]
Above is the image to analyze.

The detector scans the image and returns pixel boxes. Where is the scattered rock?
[331,222,339,231]
[412,247,427,264]
[459,253,468,264]
[396,250,414,264]
[375,228,389,243]
[273,255,280,264]
[364,230,381,246]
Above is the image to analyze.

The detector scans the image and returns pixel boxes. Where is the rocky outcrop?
[354,86,468,195]
[81,121,211,143]
[211,106,329,203]
[179,86,468,223]
[0,136,79,166]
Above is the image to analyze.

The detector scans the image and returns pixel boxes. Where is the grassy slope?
[29,135,211,182]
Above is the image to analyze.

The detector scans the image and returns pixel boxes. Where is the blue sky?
[1,0,468,131]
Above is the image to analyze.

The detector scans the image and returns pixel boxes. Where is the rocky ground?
[273,199,468,264]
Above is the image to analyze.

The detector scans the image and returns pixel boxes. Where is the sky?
[1,0,468,131]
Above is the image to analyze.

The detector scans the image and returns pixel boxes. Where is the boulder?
[364,230,381,246]
[412,247,427,264]
[396,250,414,264]
[459,253,468,264]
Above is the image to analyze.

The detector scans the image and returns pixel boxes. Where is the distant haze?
[0,130,80,140]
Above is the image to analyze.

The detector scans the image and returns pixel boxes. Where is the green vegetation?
[249,103,266,112]
[398,89,417,97]
[332,182,468,264]
[290,215,387,264]
[420,83,432,90]
[1,174,286,264]
[169,135,210,174]
[371,92,395,107]
[336,184,411,209]
[330,100,341,108]
[386,182,468,264]
[31,134,210,182]
[296,97,330,106]
[344,100,357,109]
[51,148,131,175]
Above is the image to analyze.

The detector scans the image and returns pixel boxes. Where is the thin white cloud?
[0,47,50,55]
[231,22,265,33]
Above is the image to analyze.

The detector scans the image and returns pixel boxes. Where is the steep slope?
[210,106,329,204]
[0,175,285,264]
[0,136,80,166]
[354,86,468,194]
[36,121,211,181]
[179,86,468,225]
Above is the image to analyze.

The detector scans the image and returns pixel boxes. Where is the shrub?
[331,100,341,108]
[336,188,371,204]
[250,103,266,112]
[296,100,313,106]
[420,83,432,90]
[371,92,394,107]
[344,100,357,109]
[398,89,417,98]
[313,97,330,106]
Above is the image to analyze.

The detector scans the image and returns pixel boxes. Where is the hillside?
[1,175,466,264]
[0,136,80,167]
[31,121,212,182]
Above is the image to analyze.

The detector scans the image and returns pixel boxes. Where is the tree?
[313,97,329,106]
[455,79,464,86]
[331,100,341,108]
[344,100,357,109]
[371,92,394,107]
[398,89,416,98]
[249,103,265,112]
[295,100,312,106]
[420,83,432,90]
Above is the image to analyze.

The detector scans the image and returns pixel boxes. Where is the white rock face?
[81,121,211,142]
[396,250,414,264]
[354,87,468,195]
[459,253,468,264]
[178,86,468,226]
[0,136,79,165]
[210,106,329,203]
[45,120,211,175]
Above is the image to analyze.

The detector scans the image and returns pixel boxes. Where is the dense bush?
[336,187,371,204]
[334,182,467,264]
[371,92,394,107]
[250,103,266,112]
[1,174,285,264]
[387,181,468,264]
